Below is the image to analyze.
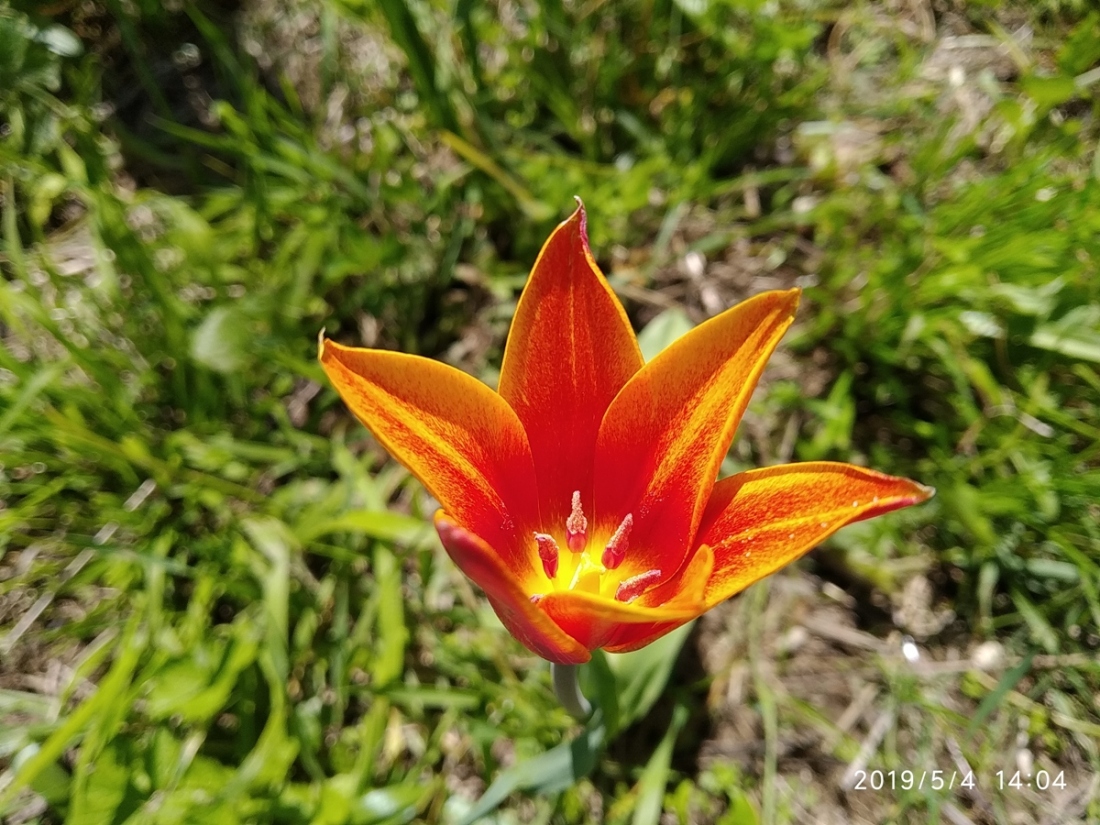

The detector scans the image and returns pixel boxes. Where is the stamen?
[565,490,588,552]
[615,568,662,603]
[601,513,633,570]
[534,533,560,579]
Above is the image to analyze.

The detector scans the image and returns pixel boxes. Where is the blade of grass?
[631,701,688,825]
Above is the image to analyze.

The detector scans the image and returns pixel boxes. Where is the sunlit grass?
[1,1,1098,823]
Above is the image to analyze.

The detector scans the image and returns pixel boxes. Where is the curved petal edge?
[498,201,644,530]
[698,462,934,609]
[594,289,801,580]
[435,512,591,665]
[321,337,540,567]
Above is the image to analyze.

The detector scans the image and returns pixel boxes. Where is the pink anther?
[600,513,633,570]
[615,568,663,603]
[565,490,588,552]
[534,533,560,579]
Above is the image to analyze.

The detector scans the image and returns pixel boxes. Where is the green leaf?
[296,510,430,545]
[1012,589,1060,654]
[371,545,409,687]
[190,306,251,372]
[637,307,695,362]
[605,620,695,731]
[144,621,260,722]
[242,517,295,680]
[1021,74,1078,107]
[455,715,606,825]
[632,702,689,825]
[33,24,83,58]
[1030,306,1100,363]
[68,737,140,825]
[354,783,428,825]
[373,0,458,132]
[966,652,1034,741]
[9,743,70,808]
[990,278,1063,317]
[0,362,63,439]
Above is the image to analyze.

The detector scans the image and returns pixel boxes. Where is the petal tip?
[564,198,590,248]
[784,286,802,312]
[433,511,458,536]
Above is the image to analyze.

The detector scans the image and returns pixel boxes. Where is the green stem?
[550,663,591,719]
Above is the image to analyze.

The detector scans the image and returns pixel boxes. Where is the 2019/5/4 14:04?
[851,769,1068,792]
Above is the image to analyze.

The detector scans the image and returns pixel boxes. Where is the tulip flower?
[319,202,932,668]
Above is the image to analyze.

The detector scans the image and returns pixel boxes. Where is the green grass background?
[1,0,1099,822]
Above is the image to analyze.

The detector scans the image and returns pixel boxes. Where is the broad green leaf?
[990,278,1063,316]
[190,306,251,372]
[297,510,430,545]
[1021,73,1078,107]
[8,743,70,808]
[1030,306,1100,363]
[68,737,138,825]
[33,23,83,57]
[145,621,260,722]
[638,307,695,362]
[605,620,695,731]
[355,783,429,825]
[455,715,606,825]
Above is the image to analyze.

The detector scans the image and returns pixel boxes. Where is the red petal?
[321,338,539,564]
[435,514,590,664]
[498,201,644,532]
[537,588,702,653]
[593,289,800,580]
[698,462,934,608]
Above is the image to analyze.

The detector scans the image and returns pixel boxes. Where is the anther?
[601,513,633,570]
[565,490,588,552]
[615,568,662,603]
[534,533,560,579]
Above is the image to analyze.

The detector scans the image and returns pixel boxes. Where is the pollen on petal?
[534,533,560,579]
[615,568,662,603]
[601,513,633,570]
[566,490,588,552]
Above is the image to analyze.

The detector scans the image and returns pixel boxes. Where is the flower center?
[531,491,660,603]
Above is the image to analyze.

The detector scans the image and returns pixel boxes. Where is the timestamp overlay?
[845,767,1071,796]
[848,769,978,793]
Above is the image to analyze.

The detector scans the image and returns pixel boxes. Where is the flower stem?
[550,663,591,719]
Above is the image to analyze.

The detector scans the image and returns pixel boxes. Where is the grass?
[1,0,1099,823]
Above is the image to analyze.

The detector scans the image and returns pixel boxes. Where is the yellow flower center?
[531,491,660,604]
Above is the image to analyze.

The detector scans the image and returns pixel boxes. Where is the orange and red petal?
[435,514,590,665]
[697,462,934,609]
[537,588,703,653]
[594,289,800,581]
[321,338,540,565]
[498,201,644,530]
[601,545,716,653]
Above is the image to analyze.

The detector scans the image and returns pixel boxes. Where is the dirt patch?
[689,570,1096,824]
